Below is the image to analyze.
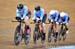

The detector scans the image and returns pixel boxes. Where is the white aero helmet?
[55,10,59,14]
[49,10,56,15]
[60,12,66,17]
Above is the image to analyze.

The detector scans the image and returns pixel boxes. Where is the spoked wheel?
[14,26,23,46]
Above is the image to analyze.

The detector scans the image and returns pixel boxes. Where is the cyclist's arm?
[16,10,21,17]
[33,11,37,20]
[40,9,44,21]
[48,12,52,20]
[59,17,62,24]
[55,13,59,22]
[22,6,28,19]
[64,16,69,25]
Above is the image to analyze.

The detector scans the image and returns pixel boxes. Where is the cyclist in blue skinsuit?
[32,5,47,24]
[16,4,31,34]
[32,5,47,41]
[48,10,60,39]
[59,12,70,34]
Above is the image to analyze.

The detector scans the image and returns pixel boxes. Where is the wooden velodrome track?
[0,0,75,49]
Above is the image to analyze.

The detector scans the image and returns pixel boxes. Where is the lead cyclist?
[16,3,31,34]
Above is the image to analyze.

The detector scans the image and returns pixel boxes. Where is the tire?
[54,38,57,42]
[33,23,39,44]
[58,25,67,41]
[58,33,62,41]
[62,29,67,41]
[24,35,30,45]
[33,31,38,44]
[14,25,23,46]
[41,32,45,44]
[24,27,31,45]
[48,26,54,42]
[58,26,63,41]
[48,29,52,42]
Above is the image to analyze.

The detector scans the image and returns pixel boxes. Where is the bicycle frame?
[48,20,56,42]
[58,23,67,41]
[13,19,24,45]
[18,20,23,33]
[49,20,56,34]
[60,24,66,33]
[33,20,45,44]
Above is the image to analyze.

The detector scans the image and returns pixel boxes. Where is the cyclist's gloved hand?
[32,17,35,20]
[56,22,59,24]
[32,17,36,23]
[36,18,42,23]
[60,23,62,25]
[15,17,21,20]
[61,22,66,25]
[51,19,53,22]
[62,22,66,24]
[66,23,68,25]
[21,17,24,20]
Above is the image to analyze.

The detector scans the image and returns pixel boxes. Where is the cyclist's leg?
[40,14,47,41]
[41,13,47,32]
[42,13,47,24]
[54,22,59,39]
[65,24,69,34]
[40,25,46,43]
[24,16,31,34]
[53,24,56,37]
[65,18,69,34]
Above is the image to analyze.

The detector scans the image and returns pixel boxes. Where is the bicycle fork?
[17,23,23,42]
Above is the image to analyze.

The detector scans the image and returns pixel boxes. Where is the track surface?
[0,0,75,49]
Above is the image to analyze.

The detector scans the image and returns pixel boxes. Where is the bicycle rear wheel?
[24,34,30,45]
